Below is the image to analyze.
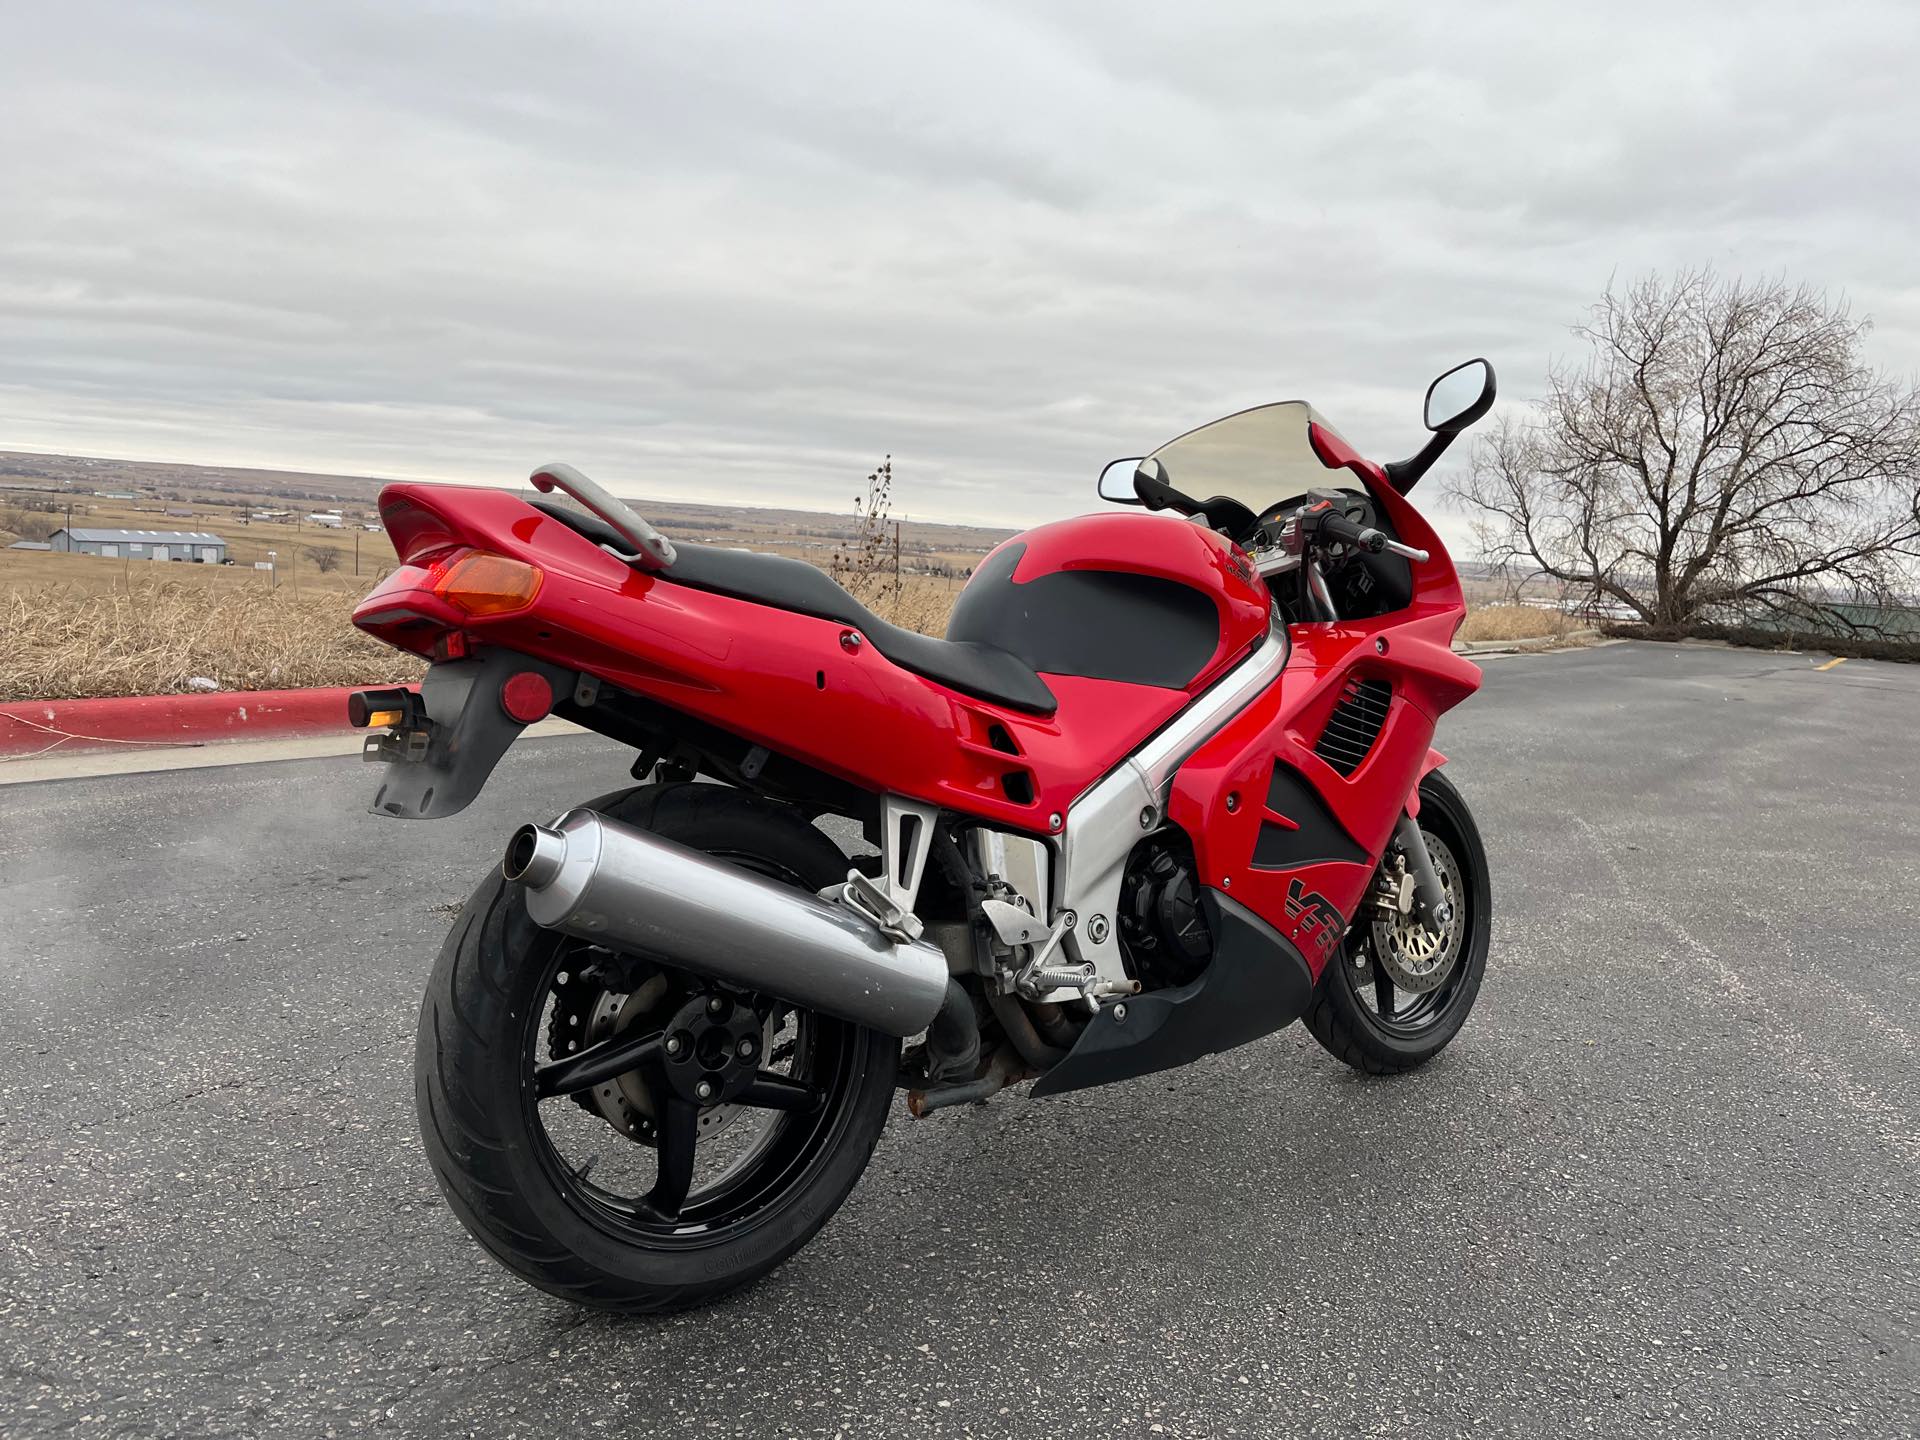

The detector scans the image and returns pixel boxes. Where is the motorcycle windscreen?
[1146,400,1354,518]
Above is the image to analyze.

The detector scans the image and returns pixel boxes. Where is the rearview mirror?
[1423,358,1496,434]
[1097,457,1144,504]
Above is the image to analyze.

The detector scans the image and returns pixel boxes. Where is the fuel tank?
[948,511,1270,694]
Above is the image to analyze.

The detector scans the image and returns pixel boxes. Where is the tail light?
[431,551,543,616]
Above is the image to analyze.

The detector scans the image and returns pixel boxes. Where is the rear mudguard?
[368,650,578,819]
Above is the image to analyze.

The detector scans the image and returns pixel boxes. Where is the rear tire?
[414,783,900,1314]
[1303,770,1490,1075]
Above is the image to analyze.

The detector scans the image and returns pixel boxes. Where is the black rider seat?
[530,502,1057,715]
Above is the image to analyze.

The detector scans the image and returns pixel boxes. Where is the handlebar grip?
[1318,511,1387,554]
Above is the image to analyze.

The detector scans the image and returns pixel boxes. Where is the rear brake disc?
[544,962,781,1146]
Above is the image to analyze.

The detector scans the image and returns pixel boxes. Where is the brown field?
[1455,603,1582,642]
[0,451,1002,701]
[2,559,1578,704]
[0,526,971,703]
[0,549,967,703]
[2,450,1584,701]
[4,578,421,702]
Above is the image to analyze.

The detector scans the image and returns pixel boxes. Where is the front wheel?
[414,783,900,1314]
[1303,770,1490,1074]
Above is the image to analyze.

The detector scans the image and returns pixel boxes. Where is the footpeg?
[840,869,925,944]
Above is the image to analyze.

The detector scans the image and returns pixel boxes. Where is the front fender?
[1408,747,1447,817]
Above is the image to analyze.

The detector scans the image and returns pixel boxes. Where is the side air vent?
[1314,676,1392,777]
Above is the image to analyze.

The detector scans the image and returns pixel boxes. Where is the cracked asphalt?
[2,641,1916,1437]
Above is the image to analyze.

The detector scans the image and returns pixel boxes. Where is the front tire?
[1303,770,1490,1074]
[415,783,900,1314]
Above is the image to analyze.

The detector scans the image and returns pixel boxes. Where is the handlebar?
[1302,506,1431,564]
[1319,511,1386,553]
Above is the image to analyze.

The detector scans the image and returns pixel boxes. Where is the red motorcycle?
[352,360,1496,1312]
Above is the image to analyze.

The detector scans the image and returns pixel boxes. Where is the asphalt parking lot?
[2,640,1916,1437]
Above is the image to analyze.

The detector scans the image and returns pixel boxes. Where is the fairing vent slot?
[1314,676,1392,777]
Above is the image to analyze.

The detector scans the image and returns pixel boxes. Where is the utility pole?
[354,530,360,576]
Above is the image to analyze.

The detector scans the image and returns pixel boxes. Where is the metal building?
[47,528,229,563]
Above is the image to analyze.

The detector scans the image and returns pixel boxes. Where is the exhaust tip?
[504,823,566,888]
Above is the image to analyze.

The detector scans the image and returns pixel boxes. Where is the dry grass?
[1,474,995,702]
[3,578,422,701]
[4,571,1598,705]
[1456,604,1582,642]
[865,577,960,636]
[1,561,961,704]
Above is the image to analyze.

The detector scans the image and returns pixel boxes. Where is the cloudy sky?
[4,2,1917,543]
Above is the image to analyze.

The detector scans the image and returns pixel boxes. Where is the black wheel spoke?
[737,1071,823,1113]
[534,1027,663,1099]
[1373,972,1396,1018]
[641,1095,699,1221]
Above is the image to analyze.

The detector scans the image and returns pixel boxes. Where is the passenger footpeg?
[840,869,925,944]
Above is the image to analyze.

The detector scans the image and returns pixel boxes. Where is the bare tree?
[1454,270,1920,631]
[1,507,57,542]
[304,544,342,574]
[829,455,902,608]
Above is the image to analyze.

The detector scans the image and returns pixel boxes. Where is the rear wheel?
[415,783,899,1314]
[1303,770,1490,1074]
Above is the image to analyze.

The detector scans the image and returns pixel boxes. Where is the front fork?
[1392,811,1454,930]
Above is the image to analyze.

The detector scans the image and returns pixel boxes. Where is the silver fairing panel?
[1050,618,1289,988]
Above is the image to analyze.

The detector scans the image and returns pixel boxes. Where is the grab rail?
[528,462,677,570]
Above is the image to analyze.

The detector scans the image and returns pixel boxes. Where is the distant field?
[0,448,1014,579]
[0,474,976,698]
[2,448,1585,701]
[1,497,389,599]
[1,563,962,702]
[0,452,1000,700]
[4,579,419,702]
[1455,604,1582,642]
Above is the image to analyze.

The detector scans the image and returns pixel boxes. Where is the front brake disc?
[1369,828,1464,994]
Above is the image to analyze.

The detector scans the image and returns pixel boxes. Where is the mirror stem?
[1383,431,1454,493]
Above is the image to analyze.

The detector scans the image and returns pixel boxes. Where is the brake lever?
[529,462,677,571]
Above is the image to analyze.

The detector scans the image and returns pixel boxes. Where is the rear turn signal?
[432,552,543,616]
[347,687,422,729]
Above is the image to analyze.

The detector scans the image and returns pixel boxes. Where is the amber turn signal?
[346,687,420,728]
[432,552,543,616]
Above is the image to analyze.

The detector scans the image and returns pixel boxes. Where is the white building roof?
[57,528,228,545]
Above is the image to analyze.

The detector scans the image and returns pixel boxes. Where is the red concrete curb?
[0,686,360,758]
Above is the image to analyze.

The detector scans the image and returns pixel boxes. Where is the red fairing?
[355,486,1233,835]
[1165,431,1481,976]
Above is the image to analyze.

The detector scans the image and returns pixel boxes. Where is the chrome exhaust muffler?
[504,808,949,1037]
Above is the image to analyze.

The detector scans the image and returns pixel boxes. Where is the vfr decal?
[1284,877,1344,959]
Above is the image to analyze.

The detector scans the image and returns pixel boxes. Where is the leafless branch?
[1450,269,1920,631]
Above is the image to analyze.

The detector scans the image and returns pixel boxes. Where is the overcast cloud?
[3,1,1917,543]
